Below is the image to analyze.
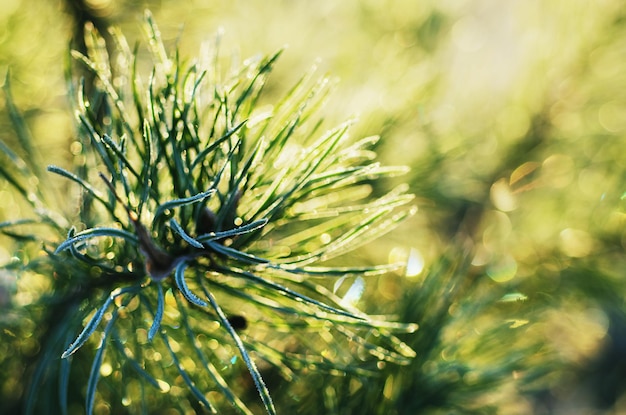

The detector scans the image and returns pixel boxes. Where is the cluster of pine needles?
[0,12,418,414]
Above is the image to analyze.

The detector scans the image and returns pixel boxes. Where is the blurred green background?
[2,0,626,413]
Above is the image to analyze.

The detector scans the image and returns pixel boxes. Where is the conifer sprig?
[1,11,417,414]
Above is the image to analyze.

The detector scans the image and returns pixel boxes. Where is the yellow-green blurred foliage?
[2,0,626,413]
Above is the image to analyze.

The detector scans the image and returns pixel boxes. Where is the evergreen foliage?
[1,12,417,414]
[3,2,626,415]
